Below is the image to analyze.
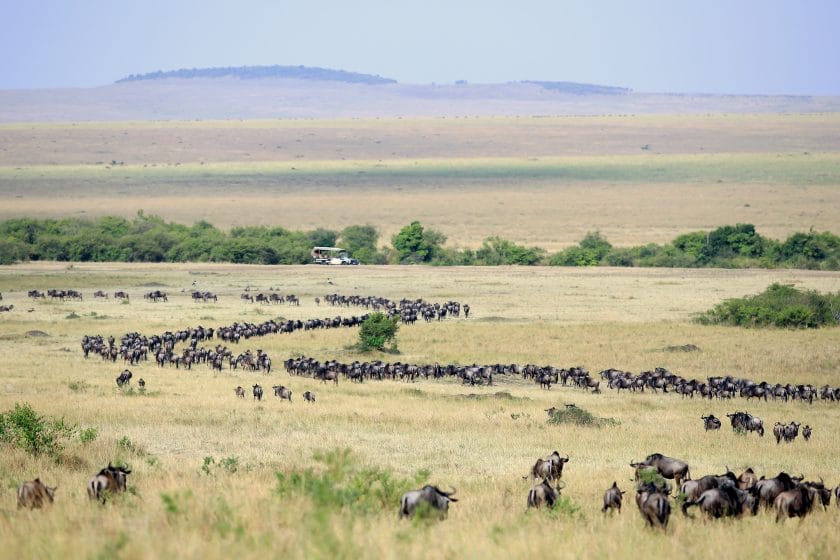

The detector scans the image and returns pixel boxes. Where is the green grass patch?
[547,405,618,427]
[696,283,840,328]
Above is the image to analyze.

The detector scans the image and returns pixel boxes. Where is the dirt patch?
[26,330,49,337]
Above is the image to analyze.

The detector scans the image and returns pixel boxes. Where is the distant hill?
[116,65,397,85]
[1,66,838,122]
[522,81,630,95]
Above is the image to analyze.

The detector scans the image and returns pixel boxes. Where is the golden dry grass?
[0,263,839,559]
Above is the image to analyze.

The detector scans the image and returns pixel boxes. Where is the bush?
[0,403,76,459]
[546,405,618,427]
[358,312,400,351]
[695,283,840,328]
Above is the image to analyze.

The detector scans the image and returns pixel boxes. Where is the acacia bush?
[695,283,840,328]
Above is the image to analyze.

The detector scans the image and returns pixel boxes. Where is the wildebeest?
[87,463,131,503]
[738,467,758,490]
[252,384,263,401]
[679,470,737,503]
[603,481,625,513]
[701,414,721,431]
[303,391,316,403]
[17,478,57,509]
[636,482,671,529]
[526,451,569,483]
[400,485,458,518]
[93,290,108,299]
[138,378,145,389]
[802,425,812,441]
[527,478,563,509]
[755,472,803,508]
[774,484,817,522]
[235,386,245,398]
[682,481,757,518]
[727,411,764,437]
[115,369,132,387]
[0,305,13,312]
[631,453,690,490]
[272,385,292,402]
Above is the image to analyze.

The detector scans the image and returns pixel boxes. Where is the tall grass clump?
[275,448,428,516]
[0,403,76,459]
[695,283,840,328]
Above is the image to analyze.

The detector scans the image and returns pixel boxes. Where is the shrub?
[695,283,840,328]
[79,426,98,443]
[358,312,400,351]
[0,403,76,459]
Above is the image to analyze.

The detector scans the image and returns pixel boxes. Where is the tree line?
[0,214,838,270]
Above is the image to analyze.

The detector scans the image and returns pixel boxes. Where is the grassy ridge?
[2,152,839,184]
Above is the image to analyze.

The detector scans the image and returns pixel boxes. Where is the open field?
[0,263,839,559]
[1,114,840,249]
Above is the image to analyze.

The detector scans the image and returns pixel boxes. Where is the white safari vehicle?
[311,247,360,265]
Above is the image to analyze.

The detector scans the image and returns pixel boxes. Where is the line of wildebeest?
[17,450,838,529]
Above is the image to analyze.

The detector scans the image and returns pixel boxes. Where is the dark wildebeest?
[87,463,131,503]
[252,384,263,401]
[755,472,803,508]
[400,485,458,518]
[527,478,563,509]
[631,453,690,491]
[701,414,722,431]
[636,482,671,529]
[603,481,625,513]
[526,451,570,482]
[303,391,316,403]
[773,421,785,444]
[682,481,757,518]
[115,369,132,387]
[138,378,145,389]
[802,425,812,442]
[17,478,57,509]
[803,480,831,510]
[235,386,245,398]
[272,385,292,402]
[774,484,817,522]
[679,470,737,503]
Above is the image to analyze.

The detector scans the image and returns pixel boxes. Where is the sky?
[1,0,838,95]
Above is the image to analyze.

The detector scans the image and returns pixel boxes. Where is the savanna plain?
[0,114,839,559]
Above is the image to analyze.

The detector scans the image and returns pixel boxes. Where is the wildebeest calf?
[603,481,625,513]
[252,384,263,401]
[303,391,316,403]
[17,478,57,509]
[235,386,245,398]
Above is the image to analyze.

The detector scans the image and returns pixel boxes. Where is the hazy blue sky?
[2,0,838,94]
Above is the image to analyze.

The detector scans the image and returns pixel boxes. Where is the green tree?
[339,225,382,263]
[392,221,446,263]
[358,312,400,351]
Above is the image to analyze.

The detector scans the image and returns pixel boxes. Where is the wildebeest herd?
[13,282,837,539]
